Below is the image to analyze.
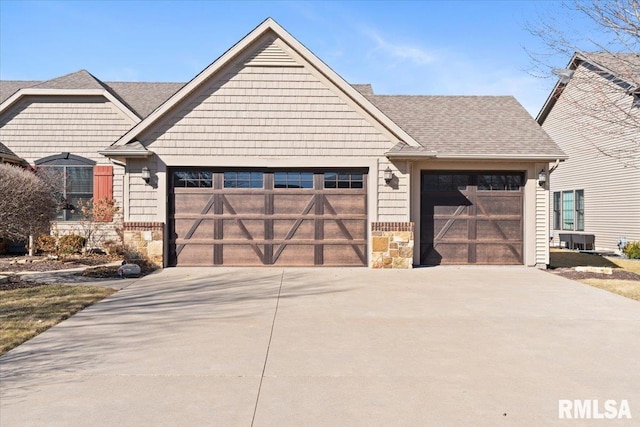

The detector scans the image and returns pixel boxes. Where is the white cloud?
[363,27,436,65]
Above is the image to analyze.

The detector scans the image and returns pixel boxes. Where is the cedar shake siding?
[131,35,408,224]
[0,95,134,211]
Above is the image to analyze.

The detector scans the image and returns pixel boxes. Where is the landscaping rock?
[117,263,141,278]
[575,266,613,275]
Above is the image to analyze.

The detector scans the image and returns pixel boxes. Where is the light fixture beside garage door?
[141,166,151,183]
[538,169,547,187]
[384,166,393,184]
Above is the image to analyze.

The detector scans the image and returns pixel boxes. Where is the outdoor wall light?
[384,166,393,184]
[538,169,547,187]
[552,68,574,84]
[141,166,151,183]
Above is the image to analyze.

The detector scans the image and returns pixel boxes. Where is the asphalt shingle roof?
[367,95,565,157]
[0,141,23,162]
[0,71,184,118]
[101,81,185,118]
[31,70,105,91]
[583,52,640,85]
[0,80,39,104]
[1,71,564,158]
[0,141,17,157]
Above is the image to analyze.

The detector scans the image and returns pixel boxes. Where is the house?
[0,18,565,268]
[537,52,640,252]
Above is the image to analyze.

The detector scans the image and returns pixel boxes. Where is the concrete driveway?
[1,267,639,426]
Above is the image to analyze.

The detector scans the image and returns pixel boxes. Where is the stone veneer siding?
[371,222,414,269]
[123,222,164,267]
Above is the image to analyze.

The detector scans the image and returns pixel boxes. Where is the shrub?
[58,234,86,254]
[35,234,57,254]
[104,240,127,257]
[623,241,640,260]
[0,164,57,241]
[91,198,118,223]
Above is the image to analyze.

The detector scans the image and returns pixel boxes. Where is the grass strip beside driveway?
[0,284,115,356]
[581,278,640,301]
[549,249,640,302]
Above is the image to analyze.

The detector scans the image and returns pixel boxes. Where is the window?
[422,174,469,191]
[173,171,213,188]
[575,190,585,231]
[553,190,584,231]
[223,171,263,188]
[562,191,574,230]
[324,172,364,189]
[36,154,95,221]
[274,172,313,189]
[553,192,561,230]
[421,172,522,191]
[477,174,523,191]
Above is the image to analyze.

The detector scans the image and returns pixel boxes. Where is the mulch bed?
[79,261,157,278]
[550,268,640,281]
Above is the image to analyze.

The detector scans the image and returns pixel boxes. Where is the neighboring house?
[537,52,640,252]
[0,18,565,268]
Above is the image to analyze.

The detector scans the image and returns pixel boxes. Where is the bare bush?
[0,164,57,241]
[73,198,121,252]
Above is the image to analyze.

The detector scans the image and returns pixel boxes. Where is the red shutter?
[93,166,114,222]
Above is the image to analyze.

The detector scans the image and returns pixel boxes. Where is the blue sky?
[0,1,593,116]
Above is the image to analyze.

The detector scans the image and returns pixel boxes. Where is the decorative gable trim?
[244,37,301,67]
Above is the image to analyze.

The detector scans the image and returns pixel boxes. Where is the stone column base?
[123,222,164,267]
[371,222,414,269]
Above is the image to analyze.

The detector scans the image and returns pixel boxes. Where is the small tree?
[0,163,58,251]
[73,198,120,252]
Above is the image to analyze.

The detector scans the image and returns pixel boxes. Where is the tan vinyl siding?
[535,166,550,266]
[0,95,133,215]
[134,45,408,223]
[125,159,162,221]
[544,64,640,251]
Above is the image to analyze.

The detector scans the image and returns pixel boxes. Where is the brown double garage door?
[420,171,524,265]
[169,169,367,266]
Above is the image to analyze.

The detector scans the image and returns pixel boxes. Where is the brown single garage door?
[169,169,367,266]
[420,171,523,265]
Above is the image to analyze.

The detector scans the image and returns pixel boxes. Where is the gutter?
[386,151,568,162]
[98,150,153,158]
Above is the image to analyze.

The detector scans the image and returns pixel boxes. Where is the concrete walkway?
[1,267,639,426]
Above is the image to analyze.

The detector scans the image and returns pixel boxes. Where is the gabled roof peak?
[111,17,421,148]
[32,69,106,91]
